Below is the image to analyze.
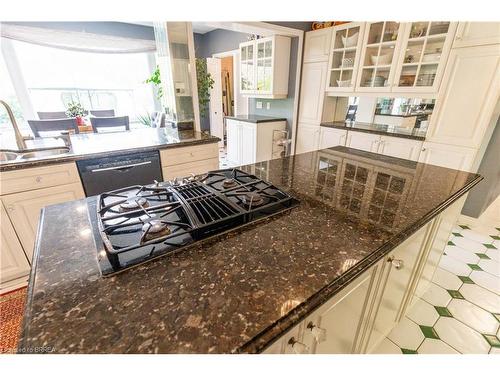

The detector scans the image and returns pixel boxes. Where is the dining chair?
[37,111,68,120]
[90,109,115,117]
[90,116,130,133]
[28,118,80,137]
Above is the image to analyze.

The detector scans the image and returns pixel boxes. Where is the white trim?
[211,49,243,116]
[186,22,201,132]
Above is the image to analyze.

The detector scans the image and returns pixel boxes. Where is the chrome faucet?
[0,100,27,150]
[53,131,72,149]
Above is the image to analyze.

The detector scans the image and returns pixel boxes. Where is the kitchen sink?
[0,147,71,162]
[20,147,70,159]
[0,151,20,161]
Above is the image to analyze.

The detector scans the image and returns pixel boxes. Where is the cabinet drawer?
[160,143,219,167]
[162,158,219,180]
[0,163,81,195]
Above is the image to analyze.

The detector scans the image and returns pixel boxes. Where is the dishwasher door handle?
[90,161,152,173]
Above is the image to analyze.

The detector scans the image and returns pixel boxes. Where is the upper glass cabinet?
[256,39,273,93]
[393,22,457,92]
[240,42,255,93]
[326,22,366,92]
[357,22,402,92]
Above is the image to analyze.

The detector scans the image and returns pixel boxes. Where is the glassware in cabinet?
[327,23,365,91]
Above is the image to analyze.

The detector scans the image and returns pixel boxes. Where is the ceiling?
[191,22,218,34]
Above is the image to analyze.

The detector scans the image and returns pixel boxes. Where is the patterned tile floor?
[373,222,500,354]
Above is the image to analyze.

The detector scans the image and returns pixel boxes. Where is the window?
[11,40,156,127]
[0,52,25,136]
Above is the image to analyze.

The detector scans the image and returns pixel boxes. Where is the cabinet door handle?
[287,337,309,354]
[388,256,404,270]
[35,176,42,183]
[7,205,14,211]
[421,147,426,152]
[307,321,327,343]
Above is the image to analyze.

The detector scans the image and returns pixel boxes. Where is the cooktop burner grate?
[94,168,299,275]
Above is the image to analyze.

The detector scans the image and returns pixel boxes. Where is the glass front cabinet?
[392,22,457,93]
[352,21,457,94]
[239,36,291,98]
[326,22,366,93]
[240,41,255,94]
[356,22,404,92]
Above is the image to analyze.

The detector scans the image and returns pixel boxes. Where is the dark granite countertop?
[321,121,427,141]
[374,112,419,118]
[225,114,287,124]
[19,146,481,353]
[0,128,219,172]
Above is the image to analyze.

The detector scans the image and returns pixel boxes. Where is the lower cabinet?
[263,198,463,353]
[226,119,286,165]
[2,182,85,261]
[160,142,219,179]
[295,123,320,154]
[418,141,477,171]
[364,222,431,352]
[319,127,347,149]
[378,136,422,161]
[0,201,30,288]
[345,132,380,153]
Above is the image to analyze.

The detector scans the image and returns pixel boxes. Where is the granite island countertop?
[0,128,220,172]
[321,121,427,140]
[19,146,482,353]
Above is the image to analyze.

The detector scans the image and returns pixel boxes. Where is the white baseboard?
[0,276,28,295]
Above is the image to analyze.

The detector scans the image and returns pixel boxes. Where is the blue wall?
[194,29,252,58]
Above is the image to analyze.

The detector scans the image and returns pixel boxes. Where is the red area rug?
[0,287,26,354]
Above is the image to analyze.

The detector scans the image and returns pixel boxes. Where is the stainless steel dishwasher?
[77,150,163,197]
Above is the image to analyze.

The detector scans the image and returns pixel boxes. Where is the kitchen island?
[18,146,481,353]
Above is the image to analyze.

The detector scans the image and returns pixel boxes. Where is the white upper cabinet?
[304,28,332,63]
[356,22,404,93]
[326,22,366,92]
[239,36,291,98]
[392,22,457,93]
[454,22,500,48]
[240,41,256,93]
[298,62,328,123]
[426,44,500,149]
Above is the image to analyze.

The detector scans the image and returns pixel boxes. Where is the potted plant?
[196,58,214,118]
[65,102,87,126]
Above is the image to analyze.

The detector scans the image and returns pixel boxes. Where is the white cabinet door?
[319,127,347,149]
[426,44,500,149]
[327,22,366,92]
[418,141,477,171]
[345,132,380,153]
[2,182,85,261]
[356,22,404,93]
[454,22,500,48]
[392,22,457,94]
[310,270,375,354]
[295,123,320,154]
[239,41,256,94]
[0,201,30,285]
[240,122,257,165]
[298,62,328,123]
[378,136,422,161]
[304,28,332,63]
[366,224,429,352]
[226,120,241,165]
